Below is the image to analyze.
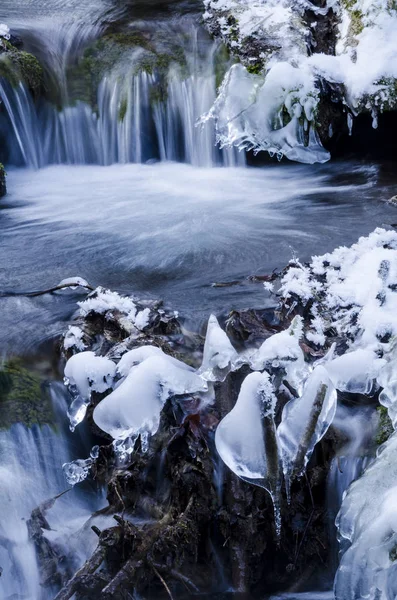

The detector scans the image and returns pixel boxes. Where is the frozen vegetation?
[61,227,397,594]
[202,0,397,162]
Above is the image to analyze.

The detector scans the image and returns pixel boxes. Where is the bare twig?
[152,564,174,600]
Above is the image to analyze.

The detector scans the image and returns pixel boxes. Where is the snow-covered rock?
[203,0,397,163]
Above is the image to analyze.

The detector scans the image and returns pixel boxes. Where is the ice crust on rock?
[249,316,308,393]
[93,354,208,443]
[199,314,239,382]
[325,349,386,395]
[280,228,397,351]
[78,287,151,332]
[64,351,116,430]
[58,277,91,289]
[277,365,337,498]
[64,326,87,352]
[0,24,10,40]
[202,0,397,164]
[64,352,116,399]
[378,344,397,427]
[201,63,330,165]
[215,371,282,532]
[116,345,193,379]
[335,432,397,600]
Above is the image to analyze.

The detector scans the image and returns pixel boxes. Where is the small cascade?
[326,404,375,572]
[0,382,103,600]
[0,23,245,169]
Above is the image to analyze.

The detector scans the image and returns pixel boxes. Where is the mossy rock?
[376,405,394,446]
[66,30,187,108]
[0,359,55,429]
[0,163,6,198]
[0,38,44,93]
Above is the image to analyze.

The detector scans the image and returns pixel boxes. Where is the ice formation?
[57,276,91,289]
[63,446,100,486]
[202,0,397,163]
[215,371,282,532]
[277,365,337,498]
[201,62,330,164]
[198,314,239,382]
[93,354,208,443]
[64,351,116,430]
[280,228,397,350]
[78,287,151,332]
[249,316,308,393]
[63,326,87,352]
[335,432,397,600]
[324,349,386,395]
[378,344,397,427]
[0,24,10,40]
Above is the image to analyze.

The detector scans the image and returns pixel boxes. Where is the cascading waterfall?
[326,405,375,572]
[0,27,245,169]
[0,383,104,600]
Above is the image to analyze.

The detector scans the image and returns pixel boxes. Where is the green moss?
[376,405,394,446]
[66,31,187,107]
[118,96,128,121]
[246,62,264,75]
[0,41,43,92]
[350,9,364,36]
[0,359,55,429]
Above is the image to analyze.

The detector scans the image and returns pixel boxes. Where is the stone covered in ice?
[277,365,337,494]
[215,372,281,529]
[249,316,308,392]
[93,354,208,441]
[64,352,116,430]
[280,229,397,350]
[117,345,192,379]
[0,24,10,40]
[64,326,87,352]
[377,346,397,427]
[203,0,397,164]
[58,276,91,289]
[335,432,397,600]
[78,287,151,331]
[325,349,386,395]
[64,351,116,400]
[199,314,238,382]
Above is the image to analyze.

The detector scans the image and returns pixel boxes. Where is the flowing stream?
[0,0,396,598]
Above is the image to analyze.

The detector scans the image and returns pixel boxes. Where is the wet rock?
[0,163,6,197]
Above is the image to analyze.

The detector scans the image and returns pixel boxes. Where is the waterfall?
[0,25,245,169]
[326,404,375,573]
[0,383,105,600]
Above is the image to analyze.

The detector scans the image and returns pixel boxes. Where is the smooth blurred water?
[1,159,396,354]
